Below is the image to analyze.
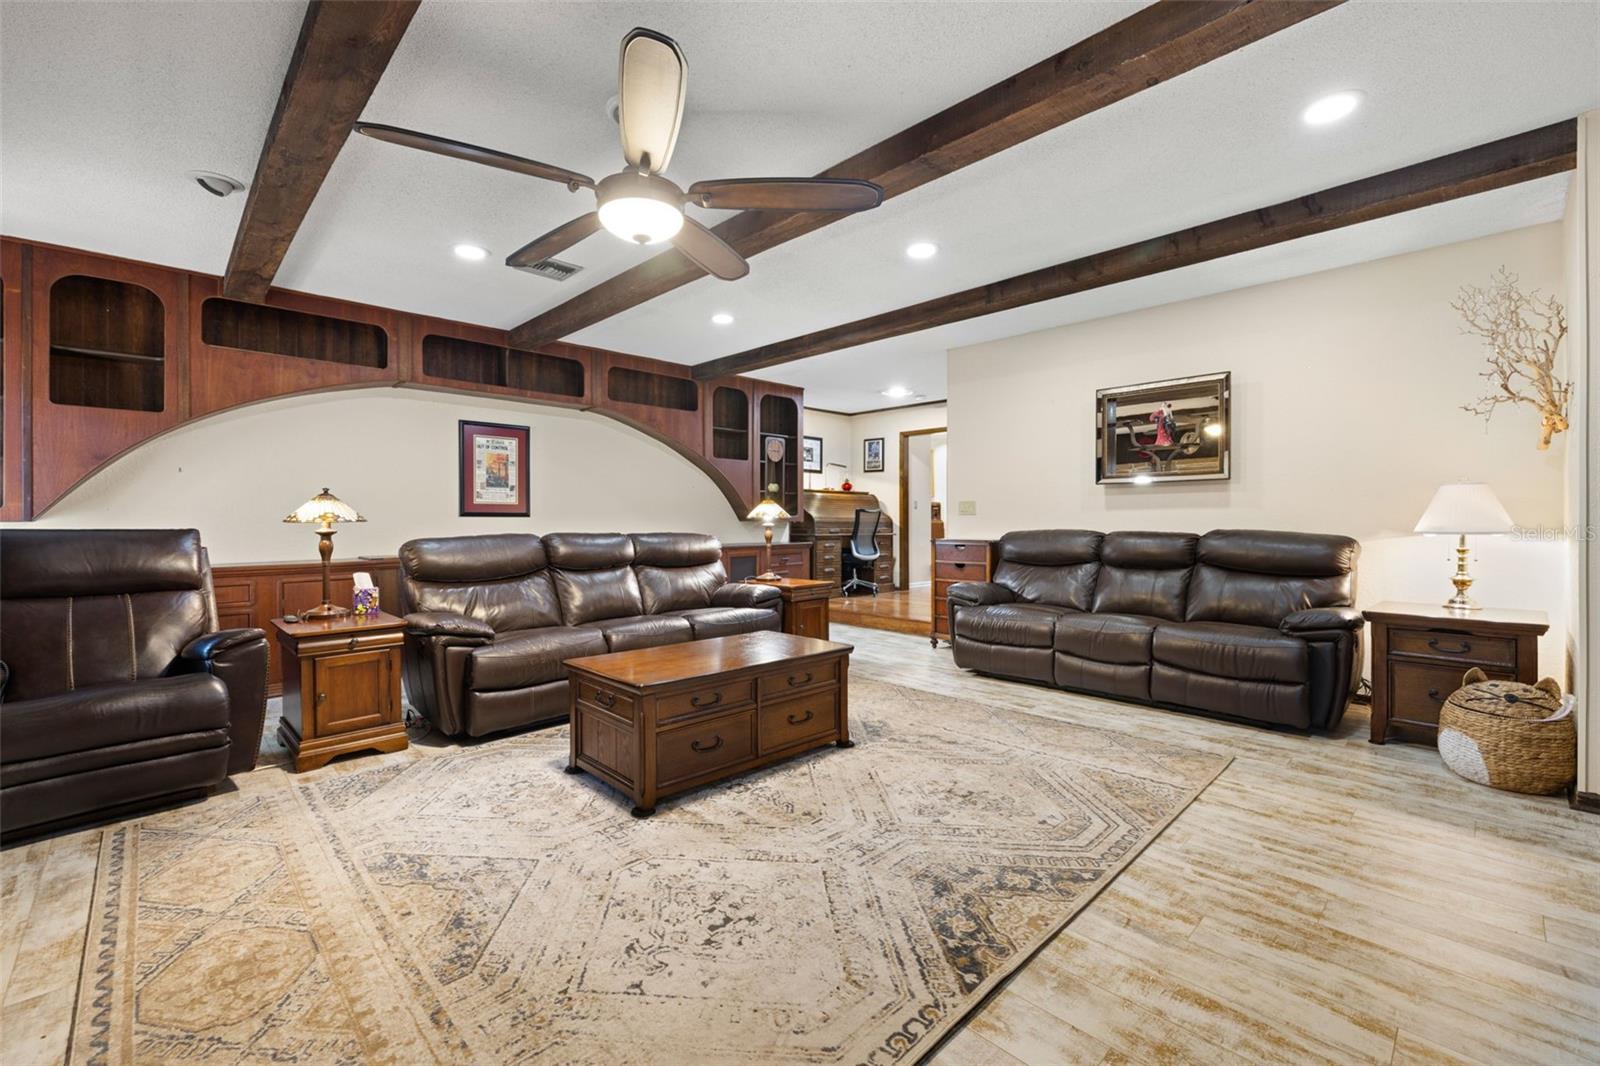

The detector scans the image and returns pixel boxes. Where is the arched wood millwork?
[0,238,800,523]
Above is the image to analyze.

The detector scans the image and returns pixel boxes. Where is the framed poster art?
[802,435,824,472]
[459,420,531,516]
[1095,371,1230,485]
[863,437,885,473]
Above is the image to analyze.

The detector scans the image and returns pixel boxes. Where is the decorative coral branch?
[1454,267,1571,449]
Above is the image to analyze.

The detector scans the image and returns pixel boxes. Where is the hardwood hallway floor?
[2,624,1595,1065]
[830,584,933,636]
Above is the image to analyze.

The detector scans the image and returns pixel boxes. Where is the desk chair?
[842,508,882,595]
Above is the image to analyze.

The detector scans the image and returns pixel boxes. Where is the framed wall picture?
[459,420,531,516]
[863,437,885,473]
[802,435,824,472]
[1095,371,1231,484]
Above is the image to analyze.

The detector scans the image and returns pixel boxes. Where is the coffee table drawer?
[759,658,839,699]
[658,678,756,723]
[760,690,838,753]
[656,710,756,787]
[576,678,634,719]
[1389,628,1517,669]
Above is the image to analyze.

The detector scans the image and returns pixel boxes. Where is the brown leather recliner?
[399,532,782,737]
[0,529,269,839]
[948,529,1361,730]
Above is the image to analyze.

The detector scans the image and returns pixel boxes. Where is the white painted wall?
[9,387,763,564]
[947,223,1574,679]
[801,409,853,491]
[1568,112,1598,797]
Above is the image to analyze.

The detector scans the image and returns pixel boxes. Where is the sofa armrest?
[711,583,783,611]
[404,611,495,642]
[179,628,268,775]
[1280,607,1363,637]
[946,582,1014,608]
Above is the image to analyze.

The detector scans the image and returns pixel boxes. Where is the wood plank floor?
[830,583,933,636]
[2,623,1596,1065]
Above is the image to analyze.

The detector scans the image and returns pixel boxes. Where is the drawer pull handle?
[317,692,327,704]
[691,735,724,754]
[788,671,813,687]
[348,636,359,650]
[953,562,967,569]
[1427,688,1446,703]
[595,691,616,709]
[1428,638,1471,654]
[690,691,722,709]
[787,709,815,726]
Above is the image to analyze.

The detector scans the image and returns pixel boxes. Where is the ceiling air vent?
[514,257,584,281]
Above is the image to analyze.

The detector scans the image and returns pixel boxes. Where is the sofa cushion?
[1053,613,1158,665]
[636,563,726,614]
[1091,531,1198,621]
[0,675,229,764]
[954,603,1076,649]
[553,567,645,625]
[668,606,781,640]
[399,534,563,633]
[468,627,607,691]
[992,529,1102,610]
[1152,621,1308,684]
[581,614,693,652]
[1185,529,1359,628]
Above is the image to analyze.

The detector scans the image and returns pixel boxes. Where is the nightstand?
[1363,602,1549,745]
[272,611,407,771]
[750,576,833,640]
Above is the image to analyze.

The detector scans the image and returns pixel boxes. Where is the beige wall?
[10,387,763,564]
[801,403,948,529]
[947,223,1573,678]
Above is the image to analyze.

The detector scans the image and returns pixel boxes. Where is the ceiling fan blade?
[672,217,748,280]
[617,28,687,174]
[686,177,884,212]
[353,122,595,190]
[505,213,602,269]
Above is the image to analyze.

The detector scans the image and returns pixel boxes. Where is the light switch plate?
[958,500,977,516]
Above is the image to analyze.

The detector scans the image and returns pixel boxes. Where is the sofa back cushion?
[1185,529,1359,628]
[1092,531,1198,620]
[0,529,214,702]
[992,530,1102,610]
[631,533,727,614]
[399,534,562,633]
[545,533,645,625]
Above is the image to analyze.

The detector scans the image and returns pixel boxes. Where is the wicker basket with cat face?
[1438,668,1576,795]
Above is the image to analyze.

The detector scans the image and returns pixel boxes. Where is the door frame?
[897,426,947,588]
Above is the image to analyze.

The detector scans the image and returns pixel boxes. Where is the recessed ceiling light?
[187,170,245,198]
[881,385,914,399]
[1302,90,1363,127]
[905,241,938,260]
[453,243,488,261]
[711,312,734,326]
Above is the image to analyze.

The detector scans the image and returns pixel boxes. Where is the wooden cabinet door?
[311,649,396,736]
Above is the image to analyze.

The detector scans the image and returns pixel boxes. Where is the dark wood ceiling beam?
[223,0,420,301]
[690,120,1577,380]
[507,0,1344,349]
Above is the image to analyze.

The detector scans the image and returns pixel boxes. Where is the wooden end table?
[1363,601,1549,745]
[271,611,408,771]
[750,576,834,640]
[565,631,853,816]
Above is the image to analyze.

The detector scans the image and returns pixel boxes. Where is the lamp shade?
[746,499,791,524]
[1413,482,1514,535]
[283,488,366,527]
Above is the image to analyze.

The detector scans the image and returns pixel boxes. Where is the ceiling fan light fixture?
[596,170,684,245]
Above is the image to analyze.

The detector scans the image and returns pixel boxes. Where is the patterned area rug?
[68,679,1229,1065]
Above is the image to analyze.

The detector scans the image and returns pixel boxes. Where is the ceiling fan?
[354,27,885,281]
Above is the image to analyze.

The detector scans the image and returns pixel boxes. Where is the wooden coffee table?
[565,631,853,816]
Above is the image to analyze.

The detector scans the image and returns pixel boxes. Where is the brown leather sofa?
[399,532,782,737]
[948,529,1361,730]
[0,529,269,839]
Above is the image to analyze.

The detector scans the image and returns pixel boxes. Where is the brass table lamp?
[746,497,791,580]
[284,488,367,619]
[1413,481,1514,611]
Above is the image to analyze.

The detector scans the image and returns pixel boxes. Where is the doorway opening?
[898,427,947,589]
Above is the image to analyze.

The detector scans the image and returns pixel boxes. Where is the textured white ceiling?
[2,1,1595,413]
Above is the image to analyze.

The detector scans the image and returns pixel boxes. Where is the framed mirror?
[1095,371,1230,484]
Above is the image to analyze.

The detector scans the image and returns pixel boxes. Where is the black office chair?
[842,508,882,595]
